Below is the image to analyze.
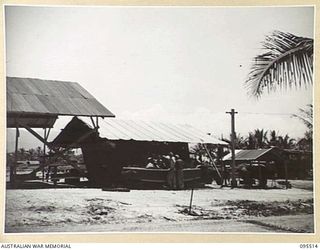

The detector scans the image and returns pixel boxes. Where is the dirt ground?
[5,180,314,233]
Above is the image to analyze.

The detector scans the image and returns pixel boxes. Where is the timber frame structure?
[222,147,290,188]
[51,117,228,187]
[6,76,115,187]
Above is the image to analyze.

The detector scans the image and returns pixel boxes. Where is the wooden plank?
[11,94,34,113]
[6,93,13,111]
[24,94,49,113]
[27,78,48,95]
[87,98,115,116]
[52,95,73,114]
[62,81,83,98]
[70,81,95,99]
[54,80,73,98]
[6,78,19,93]
[36,95,59,114]
[42,79,61,97]
[69,98,93,115]
[25,126,95,174]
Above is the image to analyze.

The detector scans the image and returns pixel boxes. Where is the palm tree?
[293,104,313,150]
[246,31,313,97]
[277,134,296,149]
[253,129,268,149]
[36,146,43,157]
[244,129,269,149]
[246,133,256,149]
[234,133,247,149]
[28,148,37,160]
[17,148,27,161]
[268,130,278,147]
[190,143,206,156]
[220,133,247,149]
[292,104,313,134]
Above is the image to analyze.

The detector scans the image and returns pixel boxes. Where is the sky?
[5,5,314,151]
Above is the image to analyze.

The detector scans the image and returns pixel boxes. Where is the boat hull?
[121,167,203,184]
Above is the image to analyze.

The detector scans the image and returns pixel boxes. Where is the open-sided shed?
[222,148,285,164]
[6,76,115,186]
[7,76,114,128]
[222,147,288,187]
[52,117,228,186]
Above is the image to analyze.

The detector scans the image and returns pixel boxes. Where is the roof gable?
[98,118,228,145]
[222,148,284,161]
[52,117,228,146]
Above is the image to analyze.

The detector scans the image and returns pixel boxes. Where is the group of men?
[145,152,185,189]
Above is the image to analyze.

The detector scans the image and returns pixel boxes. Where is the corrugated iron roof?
[222,148,274,161]
[7,77,115,117]
[98,118,228,145]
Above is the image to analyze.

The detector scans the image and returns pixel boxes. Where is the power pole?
[226,109,238,188]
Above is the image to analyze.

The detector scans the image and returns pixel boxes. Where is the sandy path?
[5,218,287,233]
[5,183,314,233]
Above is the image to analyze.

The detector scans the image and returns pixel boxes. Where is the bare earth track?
[5,180,314,233]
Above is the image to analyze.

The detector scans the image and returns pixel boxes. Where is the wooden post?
[221,161,225,187]
[249,161,253,188]
[53,166,57,188]
[24,126,93,175]
[42,128,46,181]
[189,188,194,214]
[226,109,238,188]
[284,160,289,189]
[11,127,19,188]
[96,116,99,129]
[258,161,262,188]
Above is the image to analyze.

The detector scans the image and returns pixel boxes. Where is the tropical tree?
[36,146,43,157]
[276,134,296,149]
[292,104,313,137]
[17,148,27,161]
[27,148,37,160]
[222,133,247,149]
[190,143,206,156]
[268,130,278,147]
[234,133,247,149]
[265,130,296,149]
[246,133,256,149]
[190,143,217,159]
[235,129,269,149]
[246,31,313,98]
[293,104,313,150]
[254,129,268,148]
[223,130,270,150]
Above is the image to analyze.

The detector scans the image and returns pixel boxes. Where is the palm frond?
[292,104,313,130]
[245,31,314,98]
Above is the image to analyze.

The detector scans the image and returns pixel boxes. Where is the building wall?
[80,139,190,187]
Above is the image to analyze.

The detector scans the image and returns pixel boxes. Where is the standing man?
[175,155,185,189]
[221,164,231,187]
[167,152,176,189]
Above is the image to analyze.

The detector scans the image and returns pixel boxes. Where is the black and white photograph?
[4,4,315,235]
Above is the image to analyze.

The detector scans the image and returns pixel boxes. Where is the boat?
[121,165,220,187]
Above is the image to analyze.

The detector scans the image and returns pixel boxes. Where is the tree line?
[221,128,311,151]
[222,104,312,151]
[6,147,83,166]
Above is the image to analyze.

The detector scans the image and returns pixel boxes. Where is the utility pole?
[226,109,238,188]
